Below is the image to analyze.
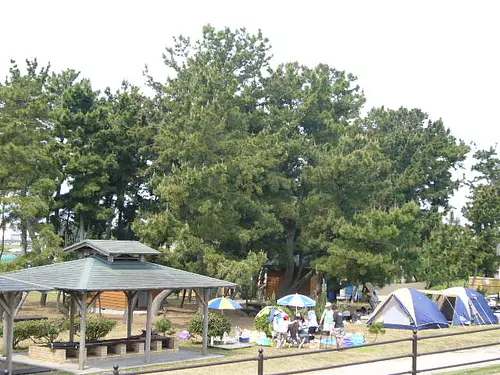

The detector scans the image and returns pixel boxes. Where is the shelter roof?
[63,240,160,257]
[0,275,52,292]
[5,255,235,292]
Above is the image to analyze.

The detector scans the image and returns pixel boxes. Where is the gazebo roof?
[0,275,52,292]
[63,240,160,257]
[5,255,235,292]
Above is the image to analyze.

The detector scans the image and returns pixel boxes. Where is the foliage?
[0,319,65,348]
[0,26,488,291]
[254,314,272,337]
[187,310,231,338]
[73,316,117,342]
[464,148,500,278]
[367,322,386,342]
[155,317,172,336]
[418,222,476,288]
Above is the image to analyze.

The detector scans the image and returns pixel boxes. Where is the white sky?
[1,0,499,229]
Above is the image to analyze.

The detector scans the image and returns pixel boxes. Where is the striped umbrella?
[208,297,243,310]
[277,293,316,313]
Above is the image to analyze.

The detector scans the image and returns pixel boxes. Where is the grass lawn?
[7,293,500,375]
[442,364,500,374]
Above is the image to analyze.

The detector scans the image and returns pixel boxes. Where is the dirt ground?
[14,292,255,343]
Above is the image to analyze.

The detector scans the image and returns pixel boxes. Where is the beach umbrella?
[277,293,316,313]
[255,306,286,322]
[208,297,243,310]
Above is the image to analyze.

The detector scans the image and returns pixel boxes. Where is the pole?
[202,289,209,355]
[126,291,135,339]
[412,330,418,375]
[5,293,15,375]
[145,290,153,363]
[69,294,76,342]
[78,292,87,370]
[257,348,264,375]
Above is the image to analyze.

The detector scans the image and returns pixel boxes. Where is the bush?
[155,317,172,336]
[74,316,117,342]
[254,314,272,337]
[0,319,65,348]
[188,311,231,338]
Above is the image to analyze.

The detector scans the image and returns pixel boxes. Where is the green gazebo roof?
[6,255,234,292]
[63,240,161,257]
[0,275,52,292]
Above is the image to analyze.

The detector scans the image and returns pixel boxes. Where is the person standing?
[332,305,345,348]
[319,302,334,334]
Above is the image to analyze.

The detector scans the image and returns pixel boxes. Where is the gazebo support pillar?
[69,293,76,342]
[195,288,209,355]
[0,292,17,375]
[78,292,87,371]
[125,291,137,339]
[145,290,153,363]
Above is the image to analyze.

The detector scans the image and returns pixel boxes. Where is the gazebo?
[4,240,235,370]
[0,275,52,374]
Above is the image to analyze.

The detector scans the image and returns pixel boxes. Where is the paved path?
[312,346,500,374]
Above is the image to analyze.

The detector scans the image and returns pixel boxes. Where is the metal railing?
[108,326,500,375]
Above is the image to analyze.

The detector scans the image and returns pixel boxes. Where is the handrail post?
[113,364,120,375]
[412,330,418,375]
[257,348,264,375]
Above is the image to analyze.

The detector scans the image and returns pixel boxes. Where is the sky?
[1,0,499,232]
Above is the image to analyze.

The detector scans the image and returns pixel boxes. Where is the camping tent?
[434,287,498,325]
[367,288,449,330]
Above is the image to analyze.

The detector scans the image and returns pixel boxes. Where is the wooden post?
[5,293,16,375]
[126,291,135,339]
[145,290,153,363]
[79,292,87,370]
[202,288,209,356]
[69,293,76,342]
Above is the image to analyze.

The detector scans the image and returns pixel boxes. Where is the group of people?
[272,310,320,348]
[271,301,346,348]
[319,302,345,347]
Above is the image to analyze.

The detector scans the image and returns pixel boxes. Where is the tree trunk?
[151,289,174,316]
[79,214,85,241]
[180,289,187,308]
[14,292,28,315]
[21,220,28,255]
[123,292,139,324]
[39,292,48,307]
[280,225,296,296]
[471,266,478,288]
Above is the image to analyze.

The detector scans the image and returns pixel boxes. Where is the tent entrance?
[440,296,457,322]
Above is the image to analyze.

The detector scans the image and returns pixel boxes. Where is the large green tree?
[465,148,500,280]
[0,60,60,254]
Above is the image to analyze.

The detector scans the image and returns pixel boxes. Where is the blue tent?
[436,287,498,325]
[367,288,449,330]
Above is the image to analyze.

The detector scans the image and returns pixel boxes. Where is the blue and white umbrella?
[208,297,243,310]
[277,293,316,310]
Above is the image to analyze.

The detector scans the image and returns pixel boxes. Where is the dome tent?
[367,288,449,330]
[435,287,498,325]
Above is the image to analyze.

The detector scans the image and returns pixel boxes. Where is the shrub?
[0,319,65,348]
[74,316,117,342]
[155,317,172,336]
[254,314,272,337]
[30,319,64,344]
[188,311,231,338]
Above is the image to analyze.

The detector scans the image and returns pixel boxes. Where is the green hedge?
[155,317,172,335]
[71,316,117,342]
[188,311,231,338]
[0,319,66,348]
